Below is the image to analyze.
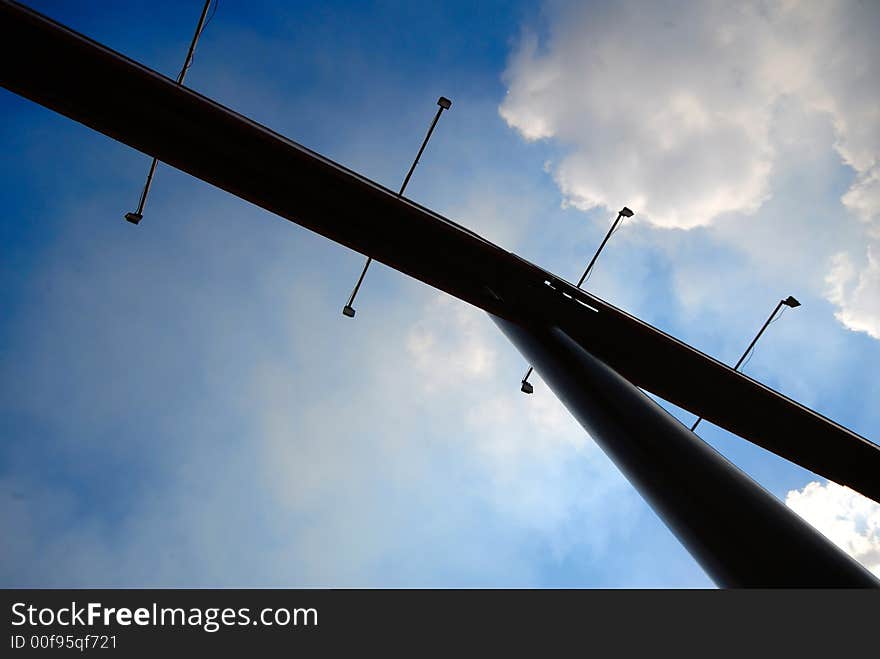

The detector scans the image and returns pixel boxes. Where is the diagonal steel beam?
[1,0,878,503]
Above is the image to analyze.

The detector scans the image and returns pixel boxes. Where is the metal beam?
[1,0,879,503]
[492,316,879,587]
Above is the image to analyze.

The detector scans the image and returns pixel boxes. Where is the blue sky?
[2,0,879,587]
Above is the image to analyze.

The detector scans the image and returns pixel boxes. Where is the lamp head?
[437,96,452,110]
[783,295,801,308]
[619,206,634,218]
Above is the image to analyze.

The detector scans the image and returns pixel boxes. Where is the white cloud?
[786,481,880,577]
[0,173,644,587]
[842,170,880,233]
[500,0,880,337]
[406,294,498,391]
[500,1,783,229]
[825,248,880,339]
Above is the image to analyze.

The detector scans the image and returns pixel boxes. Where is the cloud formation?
[500,0,880,337]
[825,248,880,339]
[0,169,649,586]
[786,481,880,577]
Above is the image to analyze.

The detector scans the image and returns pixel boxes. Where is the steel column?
[492,316,879,587]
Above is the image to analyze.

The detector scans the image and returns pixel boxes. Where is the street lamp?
[690,295,801,432]
[577,206,634,288]
[124,0,216,225]
[342,96,453,318]
[521,206,634,394]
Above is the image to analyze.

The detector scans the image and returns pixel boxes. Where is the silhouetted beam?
[1,0,878,503]
[493,316,878,587]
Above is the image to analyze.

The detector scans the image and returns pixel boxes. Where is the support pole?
[343,97,452,317]
[124,0,213,225]
[521,206,632,393]
[493,315,878,587]
[691,296,799,432]
[576,207,631,288]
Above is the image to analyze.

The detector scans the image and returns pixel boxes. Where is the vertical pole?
[691,300,786,432]
[132,157,159,217]
[125,0,213,225]
[522,207,630,392]
[494,315,878,587]
[731,300,786,371]
[176,0,214,86]
[343,99,451,316]
[577,210,625,288]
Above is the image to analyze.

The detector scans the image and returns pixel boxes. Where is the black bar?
[4,589,880,654]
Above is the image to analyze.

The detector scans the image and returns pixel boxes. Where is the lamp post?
[690,295,801,432]
[124,0,215,225]
[342,96,452,318]
[521,206,634,394]
[577,206,634,287]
